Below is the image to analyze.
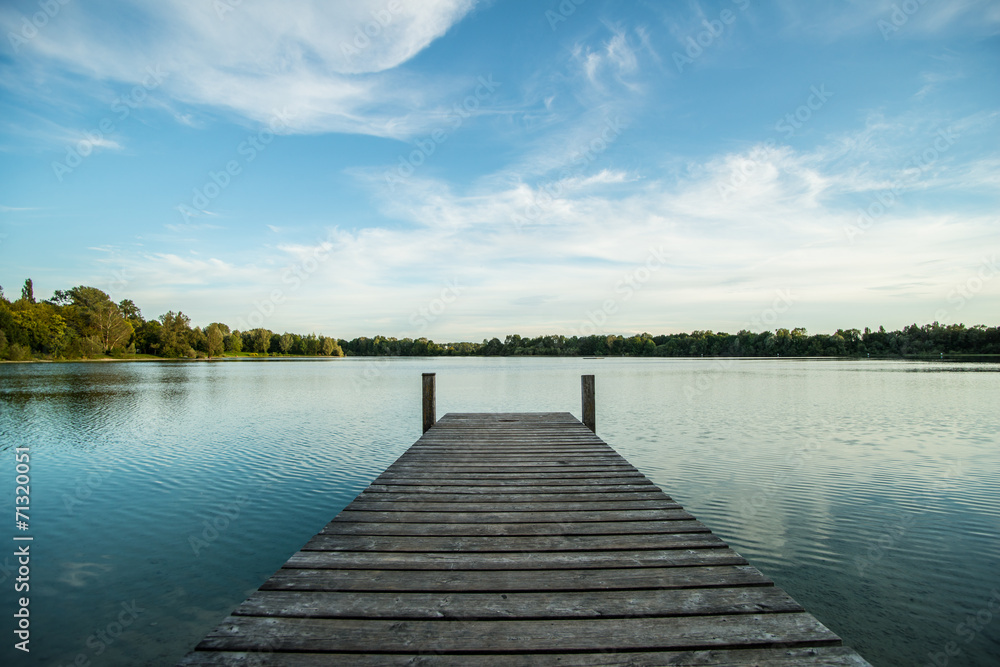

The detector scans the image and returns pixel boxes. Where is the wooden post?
[581,374,595,432]
[422,373,436,433]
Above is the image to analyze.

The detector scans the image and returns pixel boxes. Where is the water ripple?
[0,358,997,666]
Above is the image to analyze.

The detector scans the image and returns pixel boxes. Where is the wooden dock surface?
[180,412,870,665]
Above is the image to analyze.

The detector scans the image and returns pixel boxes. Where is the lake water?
[1,357,998,665]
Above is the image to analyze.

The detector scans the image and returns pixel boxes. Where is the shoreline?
[3,353,999,365]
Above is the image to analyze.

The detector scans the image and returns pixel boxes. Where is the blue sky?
[1,0,998,341]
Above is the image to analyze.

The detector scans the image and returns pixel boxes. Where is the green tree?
[132,320,161,355]
[205,323,225,357]
[279,332,294,354]
[320,336,343,356]
[224,331,243,353]
[190,327,208,355]
[20,279,34,304]
[250,328,272,353]
[10,300,67,356]
[59,286,132,353]
[302,333,319,356]
[92,301,133,353]
[158,311,193,357]
[118,299,143,323]
[483,337,503,355]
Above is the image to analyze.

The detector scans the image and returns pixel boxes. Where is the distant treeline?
[1,279,998,361]
[340,326,1000,357]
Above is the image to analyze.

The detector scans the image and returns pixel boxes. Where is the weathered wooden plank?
[410,449,610,454]
[401,457,622,462]
[355,490,671,502]
[410,442,609,448]
[417,437,603,444]
[262,565,774,593]
[436,412,578,422]
[301,532,720,553]
[345,500,682,512]
[332,509,695,523]
[194,613,840,653]
[387,456,635,472]
[369,478,657,488]
[415,434,603,437]
[417,436,602,440]
[234,586,802,620]
[384,465,638,474]
[414,436,607,440]
[374,471,648,481]
[415,429,604,433]
[401,453,616,460]
[284,547,745,571]
[363,483,659,494]
[395,457,625,464]
[408,441,610,446]
[441,411,577,418]
[320,519,708,536]
[178,646,872,666]
[414,438,611,448]
[388,455,624,462]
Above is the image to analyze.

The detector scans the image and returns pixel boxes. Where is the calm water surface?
[1,357,998,665]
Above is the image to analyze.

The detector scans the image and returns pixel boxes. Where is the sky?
[0,0,998,341]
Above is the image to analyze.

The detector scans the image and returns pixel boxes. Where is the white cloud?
[0,0,479,138]
[572,24,643,93]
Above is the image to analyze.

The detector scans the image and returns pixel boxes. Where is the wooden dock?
[180,376,869,665]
